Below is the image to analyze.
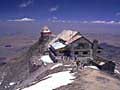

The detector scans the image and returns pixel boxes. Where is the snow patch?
[22,71,75,90]
[115,69,120,74]
[9,82,16,86]
[50,63,63,70]
[4,86,8,88]
[40,55,53,63]
[0,82,2,85]
[84,66,99,70]
[64,65,71,67]
[67,68,73,71]
[99,62,105,65]
[16,88,21,90]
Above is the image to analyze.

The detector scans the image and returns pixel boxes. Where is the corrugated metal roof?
[49,30,79,45]
[49,30,83,46]
[59,30,78,41]
[65,35,82,45]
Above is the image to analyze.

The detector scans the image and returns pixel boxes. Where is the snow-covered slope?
[23,71,75,90]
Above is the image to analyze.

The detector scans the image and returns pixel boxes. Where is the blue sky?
[0,0,120,35]
[0,0,120,21]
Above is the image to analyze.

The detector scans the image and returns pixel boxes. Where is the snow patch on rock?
[50,63,63,70]
[9,82,16,86]
[84,66,99,70]
[115,69,120,74]
[40,55,53,63]
[22,71,75,90]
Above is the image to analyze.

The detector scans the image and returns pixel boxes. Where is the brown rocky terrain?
[0,33,120,90]
[56,68,120,90]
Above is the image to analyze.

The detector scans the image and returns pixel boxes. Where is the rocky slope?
[55,68,120,90]
[15,61,120,90]
[0,36,49,90]
[0,36,120,90]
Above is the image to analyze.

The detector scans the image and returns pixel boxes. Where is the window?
[97,50,101,53]
[83,51,88,55]
[76,43,89,49]
[74,51,78,55]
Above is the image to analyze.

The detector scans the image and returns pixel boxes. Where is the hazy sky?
[0,0,120,35]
